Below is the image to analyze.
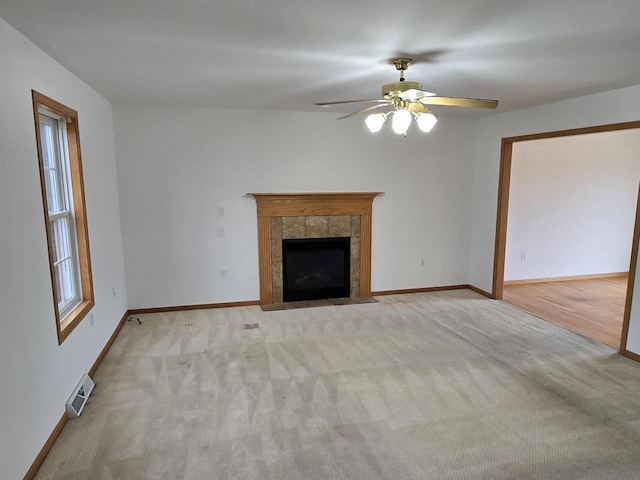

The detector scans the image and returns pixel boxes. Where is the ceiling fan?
[315,58,499,135]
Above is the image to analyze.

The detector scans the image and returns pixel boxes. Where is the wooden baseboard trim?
[23,412,67,480]
[128,299,260,315]
[620,349,640,362]
[504,272,628,286]
[372,284,495,298]
[88,310,128,377]
[466,284,494,299]
[372,285,469,296]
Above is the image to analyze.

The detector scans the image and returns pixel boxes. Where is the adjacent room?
[2,2,640,479]
[501,129,640,348]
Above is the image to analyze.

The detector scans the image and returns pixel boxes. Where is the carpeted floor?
[35,290,640,479]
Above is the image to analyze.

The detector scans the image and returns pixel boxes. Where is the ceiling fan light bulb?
[416,112,438,133]
[365,113,385,133]
[392,109,411,135]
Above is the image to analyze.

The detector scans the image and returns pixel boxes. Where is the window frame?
[39,111,82,318]
[32,91,94,344]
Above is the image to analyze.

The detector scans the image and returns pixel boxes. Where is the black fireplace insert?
[282,237,350,302]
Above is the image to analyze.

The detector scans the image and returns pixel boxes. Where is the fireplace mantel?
[248,192,383,306]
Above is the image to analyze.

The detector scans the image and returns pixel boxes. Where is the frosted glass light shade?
[416,112,438,133]
[365,113,385,133]
[391,109,411,135]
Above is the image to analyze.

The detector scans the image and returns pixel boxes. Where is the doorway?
[493,121,640,353]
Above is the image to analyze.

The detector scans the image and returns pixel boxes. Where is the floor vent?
[66,374,95,418]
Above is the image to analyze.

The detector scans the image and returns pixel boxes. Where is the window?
[32,91,94,344]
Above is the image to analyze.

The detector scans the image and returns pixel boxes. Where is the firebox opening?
[282,237,350,302]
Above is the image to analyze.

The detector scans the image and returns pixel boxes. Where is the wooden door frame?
[492,120,640,357]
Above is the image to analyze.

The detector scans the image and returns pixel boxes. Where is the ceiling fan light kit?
[416,112,438,133]
[391,109,412,135]
[315,57,498,136]
[364,112,386,133]
[365,106,439,135]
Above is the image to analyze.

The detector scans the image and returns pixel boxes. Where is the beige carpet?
[260,296,377,311]
[35,290,640,479]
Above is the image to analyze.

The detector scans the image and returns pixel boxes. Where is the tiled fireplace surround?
[248,193,382,306]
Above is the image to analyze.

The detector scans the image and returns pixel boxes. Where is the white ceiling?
[2,1,640,117]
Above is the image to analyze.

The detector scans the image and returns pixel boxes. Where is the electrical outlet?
[420,259,426,267]
[219,267,227,279]
[112,286,116,297]
[521,251,527,261]
[217,226,225,237]
[217,206,224,217]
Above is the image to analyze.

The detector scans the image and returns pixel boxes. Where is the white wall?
[113,105,476,308]
[468,84,640,354]
[0,19,128,479]
[505,131,640,281]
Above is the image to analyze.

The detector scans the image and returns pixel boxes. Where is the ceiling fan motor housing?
[382,80,423,99]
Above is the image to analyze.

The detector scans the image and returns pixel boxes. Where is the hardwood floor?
[502,276,628,348]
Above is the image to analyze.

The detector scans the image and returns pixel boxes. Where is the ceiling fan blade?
[397,88,437,100]
[337,102,391,120]
[315,99,388,106]
[407,103,430,115]
[421,96,499,109]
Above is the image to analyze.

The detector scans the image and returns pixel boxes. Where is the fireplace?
[248,192,382,307]
[282,237,350,302]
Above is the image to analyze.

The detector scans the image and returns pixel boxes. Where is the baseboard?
[372,285,470,296]
[23,412,67,480]
[620,349,640,362]
[128,299,260,315]
[466,284,494,298]
[372,284,495,299]
[89,310,128,377]
[504,272,628,286]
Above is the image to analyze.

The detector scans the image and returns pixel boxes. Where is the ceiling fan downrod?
[393,58,412,82]
[382,58,421,98]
